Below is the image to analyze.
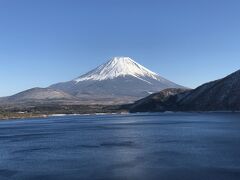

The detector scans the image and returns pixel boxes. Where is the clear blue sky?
[0,0,240,96]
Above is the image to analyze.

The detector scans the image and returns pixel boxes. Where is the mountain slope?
[50,57,183,103]
[130,69,240,112]
[0,88,76,105]
[178,70,240,111]
[130,88,189,112]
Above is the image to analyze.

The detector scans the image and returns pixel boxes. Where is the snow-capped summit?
[50,56,184,104]
[75,57,160,82]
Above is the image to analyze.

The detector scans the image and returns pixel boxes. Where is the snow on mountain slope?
[75,57,165,83]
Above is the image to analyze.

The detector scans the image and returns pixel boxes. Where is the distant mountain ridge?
[0,88,77,105]
[1,58,239,112]
[0,57,184,105]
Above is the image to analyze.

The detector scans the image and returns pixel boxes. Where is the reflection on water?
[0,113,240,180]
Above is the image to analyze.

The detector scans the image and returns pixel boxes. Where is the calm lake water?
[0,113,240,180]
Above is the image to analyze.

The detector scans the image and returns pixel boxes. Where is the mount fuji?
[50,57,183,104]
[0,57,184,105]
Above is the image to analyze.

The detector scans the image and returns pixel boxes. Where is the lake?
[0,113,240,180]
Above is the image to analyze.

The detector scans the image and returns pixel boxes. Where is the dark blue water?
[1,113,240,180]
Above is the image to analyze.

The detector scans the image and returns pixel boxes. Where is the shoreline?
[0,111,130,121]
[0,104,130,121]
[1,111,240,121]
